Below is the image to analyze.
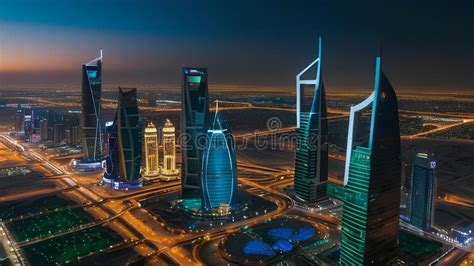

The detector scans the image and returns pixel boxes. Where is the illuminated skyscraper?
[40,118,49,141]
[103,88,142,190]
[294,37,328,203]
[340,57,401,265]
[144,122,159,177]
[81,50,103,161]
[201,102,237,211]
[408,153,436,230]
[161,119,179,177]
[14,105,24,134]
[181,67,209,200]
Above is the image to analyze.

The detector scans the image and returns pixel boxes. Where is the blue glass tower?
[201,102,237,211]
[81,50,103,162]
[103,88,142,190]
[340,57,401,265]
[182,68,210,201]
[294,37,328,203]
[408,153,436,230]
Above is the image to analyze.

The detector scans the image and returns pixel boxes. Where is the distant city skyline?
[0,1,472,91]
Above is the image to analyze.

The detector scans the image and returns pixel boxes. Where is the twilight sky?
[0,0,472,91]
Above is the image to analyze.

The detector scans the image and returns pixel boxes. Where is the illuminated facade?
[181,67,209,200]
[201,102,237,210]
[144,122,159,177]
[408,153,436,230]
[294,37,328,203]
[340,57,401,265]
[103,88,142,190]
[161,119,179,176]
[14,105,24,134]
[81,50,103,161]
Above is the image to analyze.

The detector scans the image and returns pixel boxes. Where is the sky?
[0,0,472,91]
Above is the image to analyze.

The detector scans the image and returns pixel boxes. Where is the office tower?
[24,110,33,138]
[294,37,328,203]
[144,121,159,177]
[40,118,49,141]
[103,88,142,190]
[201,102,237,211]
[53,124,65,144]
[340,57,401,265]
[14,105,24,133]
[64,114,80,147]
[408,153,436,230]
[181,67,209,201]
[161,119,179,176]
[81,50,103,161]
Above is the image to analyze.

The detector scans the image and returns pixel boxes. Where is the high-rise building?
[340,57,401,265]
[14,105,25,134]
[103,88,142,190]
[201,102,237,211]
[161,119,179,177]
[53,123,65,144]
[64,113,80,147]
[144,121,159,177]
[81,50,103,161]
[40,118,49,141]
[408,153,436,230]
[181,67,209,201]
[294,37,328,203]
[24,109,33,138]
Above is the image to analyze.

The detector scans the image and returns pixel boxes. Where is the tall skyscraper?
[181,67,209,201]
[53,123,65,144]
[40,118,49,141]
[294,37,328,203]
[24,111,33,138]
[14,105,25,134]
[81,50,103,161]
[340,57,401,265]
[201,102,237,211]
[161,119,179,177]
[103,88,142,190]
[408,153,436,230]
[144,121,159,177]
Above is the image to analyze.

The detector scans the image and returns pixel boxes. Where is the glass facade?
[181,67,209,200]
[81,52,103,161]
[408,153,436,230]
[340,57,401,265]
[294,38,328,203]
[104,88,142,190]
[201,108,237,210]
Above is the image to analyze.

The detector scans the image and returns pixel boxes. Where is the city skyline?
[0,2,472,265]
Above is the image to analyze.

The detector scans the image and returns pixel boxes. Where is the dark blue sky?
[0,0,472,91]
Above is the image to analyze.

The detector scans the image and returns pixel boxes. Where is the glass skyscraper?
[408,153,436,230]
[81,50,103,162]
[340,57,401,265]
[181,68,209,201]
[103,88,142,190]
[294,37,328,203]
[201,102,237,211]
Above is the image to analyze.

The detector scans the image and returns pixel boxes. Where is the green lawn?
[7,208,94,242]
[399,230,442,262]
[0,195,73,221]
[22,226,123,265]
